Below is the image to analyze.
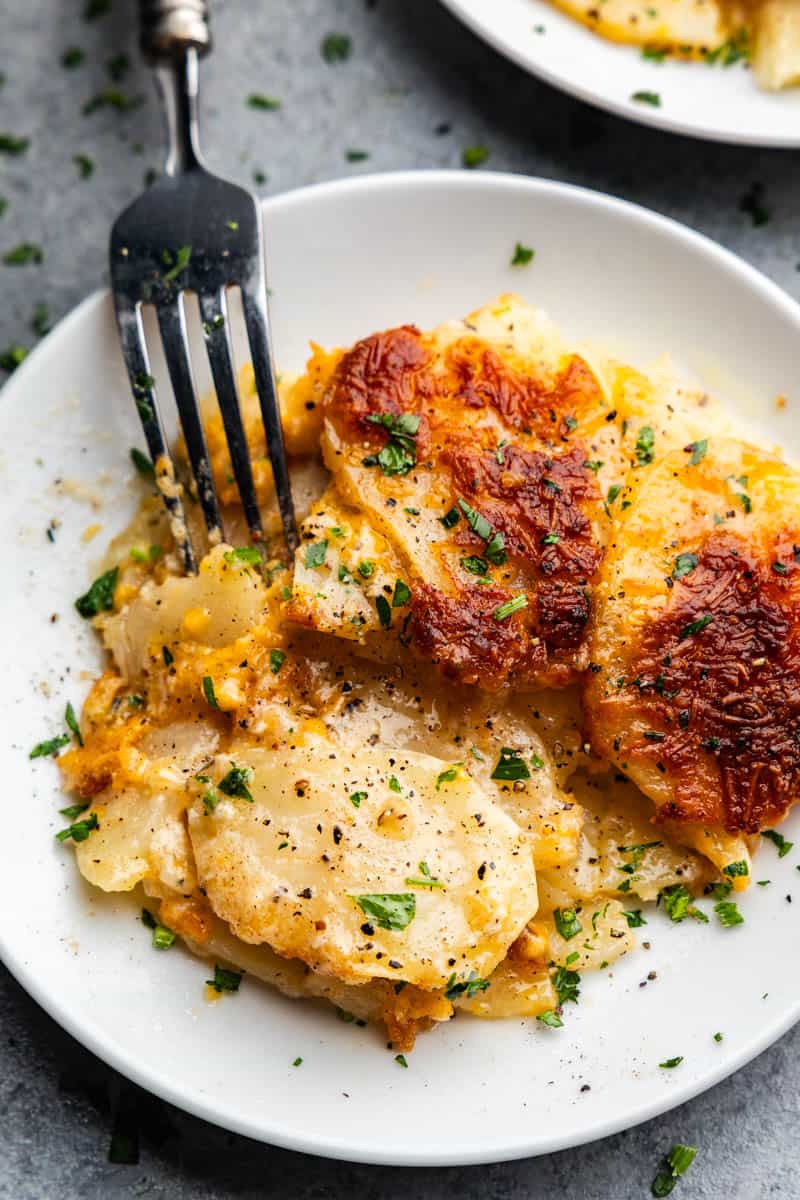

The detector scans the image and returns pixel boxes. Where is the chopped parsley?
[202,675,218,708]
[346,148,370,162]
[635,425,655,466]
[321,32,352,62]
[738,182,769,228]
[491,747,530,782]
[218,763,254,802]
[388,775,402,793]
[444,972,490,1001]
[162,646,174,667]
[461,555,489,576]
[247,93,281,110]
[141,908,175,950]
[761,829,793,858]
[83,89,141,115]
[31,303,50,337]
[660,884,705,923]
[686,438,708,465]
[631,90,661,107]
[457,499,507,565]
[394,1053,409,1068]
[59,803,89,820]
[292,1056,303,1067]
[551,965,580,1005]
[269,649,286,675]
[30,732,70,759]
[304,540,328,568]
[4,242,43,266]
[358,559,375,579]
[130,447,154,479]
[224,546,264,566]
[406,860,445,889]
[62,47,86,68]
[537,1009,563,1028]
[494,594,527,621]
[706,29,750,66]
[651,1144,697,1197]
[678,614,713,640]
[722,860,748,878]
[672,552,697,580]
[440,506,460,529]
[353,893,416,931]
[56,812,99,843]
[659,1056,683,1069]
[206,964,242,993]
[462,144,489,169]
[375,594,392,628]
[161,244,191,283]
[0,134,31,156]
[553,907,582,941]
[511,242,534,266]
[714,900,744,927]
[0,345,27,372]
[65,701,83,747]
[75,567,118,618]
[73,153,94,179]
[363,412,420,476]
[392,579,411,607]
[350,791,367,808]
[435,765,460,790]
[624,909,647,928]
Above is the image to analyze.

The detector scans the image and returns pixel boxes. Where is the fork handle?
[139,0,211,61]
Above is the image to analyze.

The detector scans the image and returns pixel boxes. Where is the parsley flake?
[511,242,534,266]
[75,567,118,618]
[353,893,416,931]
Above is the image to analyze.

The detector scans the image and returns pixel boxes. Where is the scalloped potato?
[55,297,796,1052]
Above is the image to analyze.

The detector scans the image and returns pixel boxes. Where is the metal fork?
[110,0,297,572]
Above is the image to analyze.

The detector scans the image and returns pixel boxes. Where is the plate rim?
[3,169,800,1166]
[437,0,800,149]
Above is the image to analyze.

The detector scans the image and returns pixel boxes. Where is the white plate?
[440,0,800,147]
[2,171,800,1167]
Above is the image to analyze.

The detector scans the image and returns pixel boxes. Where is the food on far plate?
[46,294,798,1053]
[548,0,800,92]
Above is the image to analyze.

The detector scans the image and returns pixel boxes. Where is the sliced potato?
[187,740,538,989]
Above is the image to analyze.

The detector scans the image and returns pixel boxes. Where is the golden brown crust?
[614,531,800,833]
[324,326,606,688]
[411,581,544,690]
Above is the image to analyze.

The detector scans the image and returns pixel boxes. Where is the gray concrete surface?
[2,0,800,1195]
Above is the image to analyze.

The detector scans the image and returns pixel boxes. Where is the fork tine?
[240,283,299,555]
[156,294,223,543]
[113,294,197,574]
[198,288,264,543]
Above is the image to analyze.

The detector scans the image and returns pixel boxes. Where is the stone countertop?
[2,1,799,1196]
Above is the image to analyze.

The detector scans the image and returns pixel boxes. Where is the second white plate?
[440,0,800,147]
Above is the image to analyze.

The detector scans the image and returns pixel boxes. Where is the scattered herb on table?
[321,33,352,62]
[462,144,489,169]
